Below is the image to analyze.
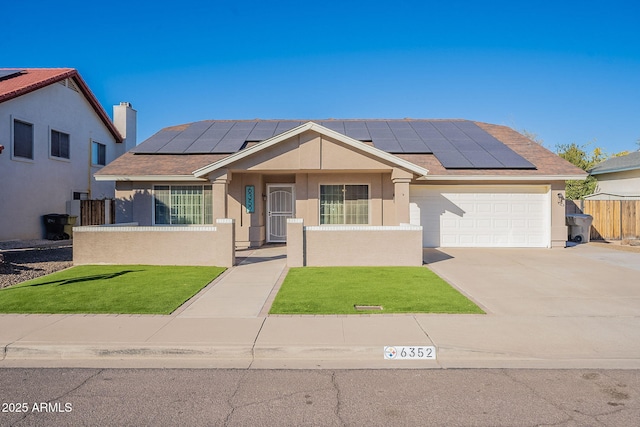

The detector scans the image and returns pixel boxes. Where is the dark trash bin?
[43,214,70,240]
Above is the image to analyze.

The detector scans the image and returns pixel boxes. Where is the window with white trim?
[154,185,213,225]
[320,184,369,224]
[51,130,70,159]
[13,120,33,159]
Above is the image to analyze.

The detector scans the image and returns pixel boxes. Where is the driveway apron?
[424,245,640,317]
[177,245,287,318]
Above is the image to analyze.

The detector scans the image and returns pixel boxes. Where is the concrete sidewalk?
[176,245,287,318]
[1,244,639,369]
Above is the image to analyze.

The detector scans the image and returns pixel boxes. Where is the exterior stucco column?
[215,218,236,267]
[392,168,413,225]
[209,171,231,219]
[550,182,568,248]
[286,218,304,267]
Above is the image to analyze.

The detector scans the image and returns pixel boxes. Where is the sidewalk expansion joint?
[248,318,267,369]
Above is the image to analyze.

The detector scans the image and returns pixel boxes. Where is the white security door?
[410,185,550,248]
[267,184,295,242]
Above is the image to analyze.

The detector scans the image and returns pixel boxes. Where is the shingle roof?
[0,68,123,143]
[97,120,586,179]
[589,151,640,175]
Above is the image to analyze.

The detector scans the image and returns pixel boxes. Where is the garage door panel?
[410,185,549,248]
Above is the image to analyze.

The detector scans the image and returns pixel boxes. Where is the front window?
[154,185,213,225]
[13,120,33,159]
[92,141,106,166]
[320,184,369,224]
[51,130,70,159]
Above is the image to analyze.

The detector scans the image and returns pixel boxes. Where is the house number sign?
[245,185,255,213]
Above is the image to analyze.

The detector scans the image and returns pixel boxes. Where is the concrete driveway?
[424,244,640,317]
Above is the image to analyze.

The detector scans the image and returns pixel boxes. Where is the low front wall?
[73,219,235,267]
[287,219,423,267]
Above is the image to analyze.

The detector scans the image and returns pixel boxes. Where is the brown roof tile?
[96,152,229,176]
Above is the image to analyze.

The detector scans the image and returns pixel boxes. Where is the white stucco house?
[0,68,136,240]
[586,151,640,200]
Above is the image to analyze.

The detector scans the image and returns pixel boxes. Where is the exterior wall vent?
[67,78,80,93]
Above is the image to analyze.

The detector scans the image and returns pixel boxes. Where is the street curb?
[4,343,254,360]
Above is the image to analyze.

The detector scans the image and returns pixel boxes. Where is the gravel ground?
[0,240,73,289]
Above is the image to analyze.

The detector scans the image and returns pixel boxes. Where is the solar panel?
[247,121,278,141]
[343,121,371,141]
[185,121,235,153]
[0,69,24,80]
[131,119,536,170]
[387,122,430,153]
[320,121,345,134]
[213,122,258,153]
[366,122,403,152]
[432,150,474,168]
[131,129,182,153]
[432,121,472,143]
[274,121,302,135]
[453,121,535,168]
[158,121,214,153]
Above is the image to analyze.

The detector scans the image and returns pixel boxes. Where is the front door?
[267,184,295,242]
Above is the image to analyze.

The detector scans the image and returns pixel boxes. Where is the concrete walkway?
[0,244,639,369]
[177,245,287,318]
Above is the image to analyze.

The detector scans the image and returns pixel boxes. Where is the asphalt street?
[1,368,639,426]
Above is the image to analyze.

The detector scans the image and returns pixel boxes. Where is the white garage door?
[410,185,550,248]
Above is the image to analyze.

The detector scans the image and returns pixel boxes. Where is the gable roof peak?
[0,68,122,143]
[192,120,429,178]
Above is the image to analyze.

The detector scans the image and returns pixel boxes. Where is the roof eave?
[589,165,640,175]
[94,175,208,182]
[416,174,588,181]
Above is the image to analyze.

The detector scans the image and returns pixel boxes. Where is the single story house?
[585,151,640,200]
[75,119,586,267]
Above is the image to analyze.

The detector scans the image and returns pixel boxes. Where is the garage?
[410,185,550,248]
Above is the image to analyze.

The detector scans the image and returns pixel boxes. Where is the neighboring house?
[0,68,136,240]
[83,119,586,267]
[585,151,640,200]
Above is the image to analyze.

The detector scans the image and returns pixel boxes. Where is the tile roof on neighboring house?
[589,151,640,175]
[96,119,587,180]
[0,68,123,143]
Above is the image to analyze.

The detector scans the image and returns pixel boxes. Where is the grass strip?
[0,265,225,314]
[269,266,484,315]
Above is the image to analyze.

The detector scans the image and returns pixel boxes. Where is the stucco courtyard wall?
[73,219,235,267]
[287,219,423,267]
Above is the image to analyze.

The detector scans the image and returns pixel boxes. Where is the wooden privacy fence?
[80,199,115,226]
[566,200,640,240]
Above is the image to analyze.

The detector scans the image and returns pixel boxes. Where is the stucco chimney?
[113,102,137,155]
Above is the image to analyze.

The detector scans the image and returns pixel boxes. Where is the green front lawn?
[0,265,225,314]
[269,267,484,315]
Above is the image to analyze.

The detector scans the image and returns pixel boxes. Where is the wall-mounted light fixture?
[557,192,565,205]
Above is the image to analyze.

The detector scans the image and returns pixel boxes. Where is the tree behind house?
[556,143,632,199]
[556,143,605,200]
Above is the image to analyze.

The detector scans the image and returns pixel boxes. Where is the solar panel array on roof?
[0,69,24,81]
[132,119,535,169]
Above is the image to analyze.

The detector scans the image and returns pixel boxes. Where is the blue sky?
[4,0,639,154]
